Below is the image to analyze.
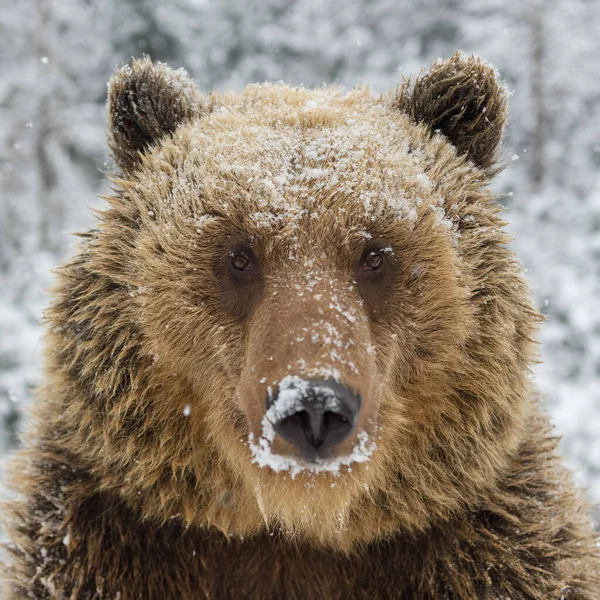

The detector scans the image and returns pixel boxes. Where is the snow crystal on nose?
[248,427,376,478]
[265,375,311,423]
[265,375,342,424]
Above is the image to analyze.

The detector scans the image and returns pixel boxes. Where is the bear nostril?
[324,411,350,431]
[319,411,353,448]
[280,412,312,436]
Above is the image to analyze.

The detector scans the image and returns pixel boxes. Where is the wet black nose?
[267,379,361,460]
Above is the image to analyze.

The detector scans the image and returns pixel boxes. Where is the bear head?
[48,54,537,549]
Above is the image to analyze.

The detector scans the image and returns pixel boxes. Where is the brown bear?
[2,53,599,599]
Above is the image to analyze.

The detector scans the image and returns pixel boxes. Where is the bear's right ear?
[107,58,207,174]
[395,52,507,174]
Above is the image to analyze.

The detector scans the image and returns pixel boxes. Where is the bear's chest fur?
[20,482,575,600]
[43,491,480,599]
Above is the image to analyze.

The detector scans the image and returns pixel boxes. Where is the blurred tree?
[528,0,546,189]
[0,0,111,449]
[110,0,183,63]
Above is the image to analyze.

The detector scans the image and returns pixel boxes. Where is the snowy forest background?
[0,0,599,526]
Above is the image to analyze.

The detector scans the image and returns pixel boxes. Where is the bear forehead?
[138,84,454,242]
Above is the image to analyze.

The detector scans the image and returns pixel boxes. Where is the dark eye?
[363,252,384,272]
[230,251,252,271]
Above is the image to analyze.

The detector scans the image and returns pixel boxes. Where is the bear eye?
[230,251,252,272]
[362,252,384,272]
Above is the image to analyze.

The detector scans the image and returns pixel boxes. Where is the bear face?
[49,54,538,550]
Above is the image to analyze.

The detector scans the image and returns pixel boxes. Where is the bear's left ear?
[107,57,208,174]
[395,52,507,173]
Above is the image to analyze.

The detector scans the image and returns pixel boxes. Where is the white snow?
[249,427,376,479]
[264,375,343,423]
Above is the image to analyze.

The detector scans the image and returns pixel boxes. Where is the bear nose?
[267,379,361,460]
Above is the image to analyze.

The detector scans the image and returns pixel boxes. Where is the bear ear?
[107,57,207,173]
[395,52,507,173]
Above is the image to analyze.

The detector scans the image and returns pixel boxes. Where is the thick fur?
[2,53,599,599]
[3,417,598,599]
[107,58,208,173]
[395,53,507,173]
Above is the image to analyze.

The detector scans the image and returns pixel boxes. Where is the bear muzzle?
[266,378,361,462]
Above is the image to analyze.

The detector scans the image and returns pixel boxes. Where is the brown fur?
[395,53,507,173]
[107,58,209,173]
[2,53,599,599]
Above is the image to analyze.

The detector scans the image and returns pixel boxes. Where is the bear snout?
[266,378,361,461]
